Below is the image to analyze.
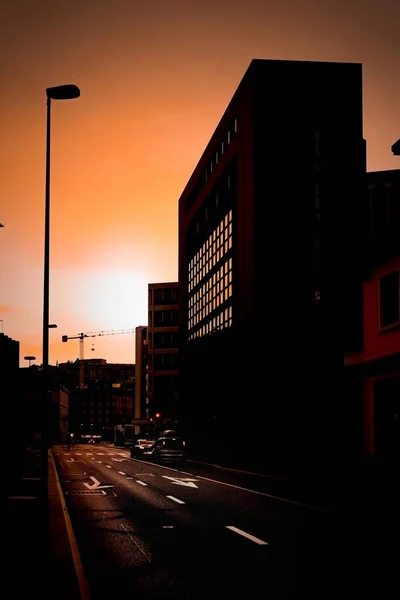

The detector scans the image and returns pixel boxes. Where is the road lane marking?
[7,495,39,500]
[98,461,102,463]
[136,480,147,486]
[106,465,112,468]
[163,525,174,528]
[121,524,151,562]
[118,471,126,475]
[84,476,114,490]
[126,477,133,479]
[194,474,342,516]
[166,495,185,504]
[162,476,198,488]
[226,526,269,546]
[50,452,91,600]
[129,457,342,516]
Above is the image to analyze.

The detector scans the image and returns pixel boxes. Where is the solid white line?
[129,456,339,516]
[118,471,126,475]
[7,495,39,500]
[166,495,185,504]
[106,465,112,468]
[226,525,269,546]
[121,524,151,562]
[194,474,342,516]
[136,480,147,486]
[49,453,91,600]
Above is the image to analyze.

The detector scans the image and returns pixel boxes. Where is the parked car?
[130,438,155,458]
[146,435,186,464]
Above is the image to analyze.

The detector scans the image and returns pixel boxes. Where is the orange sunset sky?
[1,0,399,367]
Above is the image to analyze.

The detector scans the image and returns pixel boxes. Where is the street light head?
[46,84,80,101]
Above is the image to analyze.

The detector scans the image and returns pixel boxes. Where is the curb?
[49,451,91,600]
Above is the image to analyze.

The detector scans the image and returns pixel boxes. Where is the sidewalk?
[5,447,85,600]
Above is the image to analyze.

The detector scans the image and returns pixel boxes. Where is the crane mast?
[62,328,136,389]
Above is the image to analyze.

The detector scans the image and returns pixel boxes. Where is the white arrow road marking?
[65,458,75,463]
[111,458,127,462]
[83,476,114,490]
[162,476,198,488]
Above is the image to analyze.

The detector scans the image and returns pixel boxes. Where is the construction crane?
[62,328,136,389]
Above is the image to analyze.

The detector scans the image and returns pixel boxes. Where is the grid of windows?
[188,210,233,292]
[185,117,238,212]
[187,209,233,340]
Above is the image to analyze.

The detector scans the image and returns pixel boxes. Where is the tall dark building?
[178,59,366,468]
[147,282,179,426]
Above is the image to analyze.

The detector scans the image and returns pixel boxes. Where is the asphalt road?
[52,445,397,600]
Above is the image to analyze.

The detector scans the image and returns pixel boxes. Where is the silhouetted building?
[50,384,70,444]
[0,332,19,377]
[345,169,400,464]
[147,282,179,427]
[178,58,366,468]
[392,139,400,156]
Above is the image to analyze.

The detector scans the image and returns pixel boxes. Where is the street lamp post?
[42,84,80,507]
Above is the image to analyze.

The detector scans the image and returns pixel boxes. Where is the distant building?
[147,282,179,427]
[134,325,148,425]
[178,58,366,467]
[54,360,135,438]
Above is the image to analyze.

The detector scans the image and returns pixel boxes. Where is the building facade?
[147,282,179,427]
[134,325,148,428]
[346,169,400,464]
[178,59,366,467]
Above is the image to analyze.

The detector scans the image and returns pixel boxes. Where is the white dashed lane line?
[118,471,126,475]
[136,480,147,486]
[226,526,269,546]
[166,495,185,505]
[106,465,112,469]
